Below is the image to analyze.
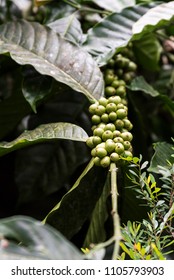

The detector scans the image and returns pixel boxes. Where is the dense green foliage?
[0,0,174,260]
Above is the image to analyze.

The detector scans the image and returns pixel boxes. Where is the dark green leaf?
[0,216,83,259]
[48,14,84,45]
[133,34,162,71]
[83,172,110,247]
[128,76,159,97]
[0,122,88,156]
[90,0,135,12]
[44,160,107,239]
[148,142,174,173]
[83,3,157,65]
[22,68,53,113]
[0,20,104,102]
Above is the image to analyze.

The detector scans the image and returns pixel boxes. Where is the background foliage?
[0,0,173,259]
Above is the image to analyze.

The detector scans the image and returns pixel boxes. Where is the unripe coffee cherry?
[86,136,95,149]
[95,105,106,116]
[89,103,98,114]
[105,86,116,96]
[116,85,126,97]
[111,80,120,88]
[109,112,117,121]
[127,61,137,71]
[100,156,110,167]
[93,127,104,137]
[92,115,101,124]
[114,137,124,144]
[117,103,125,109]
[105,123,116,132]
[96,147,107,158]
[104,69,114,76]
[93,136,102,146]
[96,142,106,149]
[124,140,131,150]
[101,113,109,123]
[117,108,127,119]
[123,119,133,130]
[113,130,121,138]
[99,97,108,107]
[102,130,113,141]
[106,103,117,113]
[108,96,122,105]
[93,156,101,166]
[105,139,116,153]
[105,73,115,85]
[97,123,106,130]
[121,131,133,141]
[124,150,133,158]
[110,152,119,162]
[115,143,125,154]
[91,148,97,157]
[115,119,124,129]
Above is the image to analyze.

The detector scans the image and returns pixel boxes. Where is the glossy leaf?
[133,34,162,71]
[133,1,174,36]
[83,173,110,247]
[0,216,83,259]
[148,142,174,173]
[44,160,107,239]
[48,14,84,45]
[0,122,88,156]
[0,20,104,102]
[90,0,135,12]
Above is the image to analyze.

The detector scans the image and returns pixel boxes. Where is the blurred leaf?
[128,76,174,113]
[148,142,174,173]
[133,1,174,35]
[0,20,104,102]
[48,14,84,45]
[90,0,135,12]
[83,172,110,247]
[128,76,159,96]
[0,216,83,259]
[83,3,157,65]
[133,34,162,71]
[22,68,53,113]
[0,122,88,156]
[44,160,107,239]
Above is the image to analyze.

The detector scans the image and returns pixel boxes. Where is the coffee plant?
[0,0,174,260]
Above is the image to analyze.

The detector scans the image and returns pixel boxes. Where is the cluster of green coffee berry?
[86,48,137,168]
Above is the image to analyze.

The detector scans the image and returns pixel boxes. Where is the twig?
[110,163,122,259]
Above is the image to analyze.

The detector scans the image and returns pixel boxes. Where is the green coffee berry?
[108,96,122,105]
[95,105,106,116]
[102,130,113,141]
[123,119,133,130]
[105,86,116,96]
[115,119,124,129]
[109,112,117,121]
[110,152,120,162]
[116,103,125,109]
[93,127,104,137]
[96,147,107,158]
[104,69,114,76]
[99,97,108,107]
[105,123,116,132]
[86,136,95,149]
[116,69,123,77]
[91,148,97,157]
[96,142,106,149]
[124,150,133,158]
[114,137,124,144]
[100,156,110,168]
[116,85,126,97]
[97,123,106,130]
[118,80,126,86]
[124,141,131,150]
[121,131,133,141]
[101,113,109,123]
[127,61,137,72]
[115,143,125,154]
[117,108,127,119]
[107,58,115,68]
[89,103,98,114]
[93,156,101,166]
[111,79,120,89]
[93,136,102,146]
[113,130,121,138]
[105,73,115,85]
[105,139,116,153]
[92,115,101,124]
[106,103,117,113]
